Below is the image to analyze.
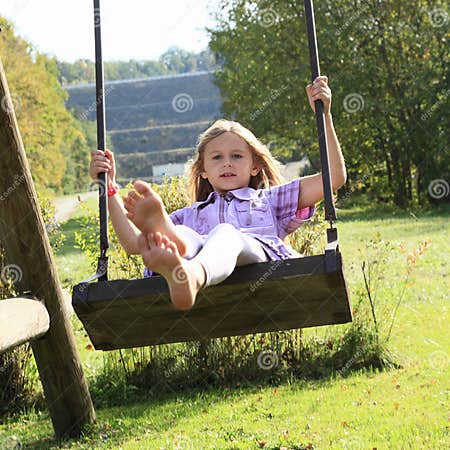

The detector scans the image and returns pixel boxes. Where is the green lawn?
[1,203,448,449]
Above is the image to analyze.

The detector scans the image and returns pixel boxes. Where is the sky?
[1,0,220,62]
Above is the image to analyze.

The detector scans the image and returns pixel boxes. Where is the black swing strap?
[83,0,109,283]
[304,0,337,224]
[304,0,339,272]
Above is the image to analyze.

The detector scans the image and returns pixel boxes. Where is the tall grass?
[72,178,423,408]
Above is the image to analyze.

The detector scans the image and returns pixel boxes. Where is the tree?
[208,0,449,207]
[0,17,90,192]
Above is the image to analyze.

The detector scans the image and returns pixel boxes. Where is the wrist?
[107,182,120,197]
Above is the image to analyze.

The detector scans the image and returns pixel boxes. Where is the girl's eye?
[233,154,242,159]
[212,155,221,160]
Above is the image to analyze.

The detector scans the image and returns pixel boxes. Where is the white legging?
[176,223,269,287]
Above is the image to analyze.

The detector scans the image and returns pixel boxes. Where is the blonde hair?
[187,119,285,202]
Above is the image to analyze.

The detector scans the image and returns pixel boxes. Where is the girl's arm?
[107,194,141,254]
[90,149,141,254]
[298,76,347,210]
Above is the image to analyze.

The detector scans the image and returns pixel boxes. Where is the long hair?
[187,119,285,202]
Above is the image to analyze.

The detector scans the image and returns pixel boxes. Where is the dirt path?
[53,191,98,223]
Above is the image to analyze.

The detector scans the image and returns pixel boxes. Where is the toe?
[146,232,155,247]
[154,231,163,246]
[169,241,179,256]
[162,235,170,250]
[133,179,152,197]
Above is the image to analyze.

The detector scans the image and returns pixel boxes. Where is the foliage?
[58,47,219,85]
[208,0,450,208]
[0,17,91,193]
[72,179,415,408]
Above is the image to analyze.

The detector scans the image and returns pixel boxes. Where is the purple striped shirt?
[169,178,315,260]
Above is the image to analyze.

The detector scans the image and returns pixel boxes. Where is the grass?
[0,201,448,449]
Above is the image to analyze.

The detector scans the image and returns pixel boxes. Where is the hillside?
[64,71,223,181]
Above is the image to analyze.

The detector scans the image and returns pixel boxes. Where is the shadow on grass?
[19,359,396,449]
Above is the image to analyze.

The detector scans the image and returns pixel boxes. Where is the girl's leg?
[193,223,268,287]
[174,225,205,259]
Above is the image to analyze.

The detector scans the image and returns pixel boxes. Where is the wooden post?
[0,297,50,354]
[0,57,96,438]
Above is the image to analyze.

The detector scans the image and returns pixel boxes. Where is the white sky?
[1,0,220,62]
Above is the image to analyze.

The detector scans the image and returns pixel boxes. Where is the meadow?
[0,198,448,449]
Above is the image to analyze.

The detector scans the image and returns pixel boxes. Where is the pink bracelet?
[107,183,119,197]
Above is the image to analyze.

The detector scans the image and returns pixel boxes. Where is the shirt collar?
[194,187,261,209]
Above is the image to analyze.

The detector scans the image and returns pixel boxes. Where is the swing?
[72,0,352,351]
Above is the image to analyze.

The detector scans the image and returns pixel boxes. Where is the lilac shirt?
[169,178,315,260]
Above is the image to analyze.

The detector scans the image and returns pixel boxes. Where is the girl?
[90,76,346,310]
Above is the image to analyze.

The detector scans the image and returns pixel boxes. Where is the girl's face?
[201,132,260,194]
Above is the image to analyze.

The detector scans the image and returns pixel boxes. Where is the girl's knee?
[211,223,239,235]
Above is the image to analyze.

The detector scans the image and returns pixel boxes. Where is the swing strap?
[304,0,337,228]
[85,0,109,283]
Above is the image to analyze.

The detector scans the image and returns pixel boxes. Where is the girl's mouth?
[220,173,236,178]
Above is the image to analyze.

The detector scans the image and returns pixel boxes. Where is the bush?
[74,178,424,407]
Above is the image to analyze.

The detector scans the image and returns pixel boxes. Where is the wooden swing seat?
[72,251,351,350]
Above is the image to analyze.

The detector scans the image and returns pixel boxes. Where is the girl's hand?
[306,75,332,115]
[90,148,116,185]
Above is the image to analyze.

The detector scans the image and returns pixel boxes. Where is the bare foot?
[124,180,187,256]
[139,231,206,311]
